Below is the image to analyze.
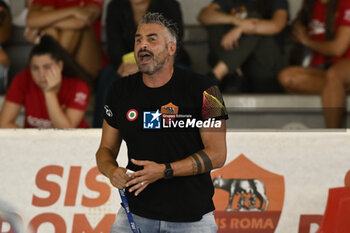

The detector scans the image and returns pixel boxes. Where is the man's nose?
[140,39,149,49]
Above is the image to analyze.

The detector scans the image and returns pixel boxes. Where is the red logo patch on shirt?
[126,109,138,121]
[161,102,179,125]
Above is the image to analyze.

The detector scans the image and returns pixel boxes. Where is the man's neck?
[142,64,174,88]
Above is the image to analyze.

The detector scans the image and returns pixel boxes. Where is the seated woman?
[0,36,91,128]
[197,0,289,93]
[278,0,350,128]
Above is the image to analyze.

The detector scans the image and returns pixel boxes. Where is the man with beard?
[96,12,228,233]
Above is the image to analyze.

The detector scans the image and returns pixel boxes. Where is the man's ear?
[168,41,177,56]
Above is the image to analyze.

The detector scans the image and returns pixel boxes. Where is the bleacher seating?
[2,0,350,129]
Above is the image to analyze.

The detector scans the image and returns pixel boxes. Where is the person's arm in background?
[197,2,243,26]
[27,4,94,29]
[220,9,287,51]
[0,101,21,128]
[294,22,350,58]
[51,3,101,29]
[43,65,88,128]
[245,9,288,35]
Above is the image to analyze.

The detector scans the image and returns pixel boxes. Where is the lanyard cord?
[119,189,142,233]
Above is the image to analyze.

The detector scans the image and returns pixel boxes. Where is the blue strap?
[119,189,142,233]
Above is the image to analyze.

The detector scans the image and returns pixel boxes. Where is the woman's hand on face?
[44,64,62,93]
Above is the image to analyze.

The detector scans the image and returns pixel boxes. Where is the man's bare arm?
[172,120,227,176]
[96,120,131,189]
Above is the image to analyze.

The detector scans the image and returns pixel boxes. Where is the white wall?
[0,129,349,233]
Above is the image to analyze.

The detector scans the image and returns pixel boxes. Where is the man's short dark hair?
[137,12,179,45]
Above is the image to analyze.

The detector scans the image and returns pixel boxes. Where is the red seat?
[316,187,350,233]
[335,197,350,233]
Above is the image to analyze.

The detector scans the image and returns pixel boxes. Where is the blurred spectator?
[198,0,288,93]
[0,36,91,128]
[12,0,32,27]
[278,0,350,128]
[25,0,104,79]
[0,0,11,94]
[92,0,191,128]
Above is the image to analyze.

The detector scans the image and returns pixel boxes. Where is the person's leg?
[242,36,285,93]
[206,25,261,80]
[161,212,217,233]
[57,29,83,54]
[278,66,326,93]
[92,66,121,128]
[111,208,160,233]
[110,208,134,233]
[322,60,350,128]
[74,27,102,79]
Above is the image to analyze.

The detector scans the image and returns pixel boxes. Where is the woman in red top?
[279,0,350,128]
[0,36,90,128]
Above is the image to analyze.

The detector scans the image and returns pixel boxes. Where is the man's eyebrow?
[147,33,158,37]
[135,33,158,39]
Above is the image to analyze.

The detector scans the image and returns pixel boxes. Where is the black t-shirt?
[104,67,228,222]
[213,0,288,18]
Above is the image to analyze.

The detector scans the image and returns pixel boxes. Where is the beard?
[136,47,169,75]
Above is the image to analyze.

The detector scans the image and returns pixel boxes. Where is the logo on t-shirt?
[143,110,161,129]
[161,102,179,126]
[344,10,350,23]
[127,109,138,121]
[27,116,53,128]
[74,92,87,106]
[309,19,325,35]
[104,105,113,117]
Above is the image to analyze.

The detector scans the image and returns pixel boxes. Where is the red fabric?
[315,187,350,233]
[32,0,103,40]
[309,0,350,66]
[336,197,350,233]
[6,69,90,128]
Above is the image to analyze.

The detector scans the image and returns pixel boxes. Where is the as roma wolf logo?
[212,176,269,211]
[211,154,285,233]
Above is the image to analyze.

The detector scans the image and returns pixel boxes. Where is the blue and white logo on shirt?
[143,110,162,129]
